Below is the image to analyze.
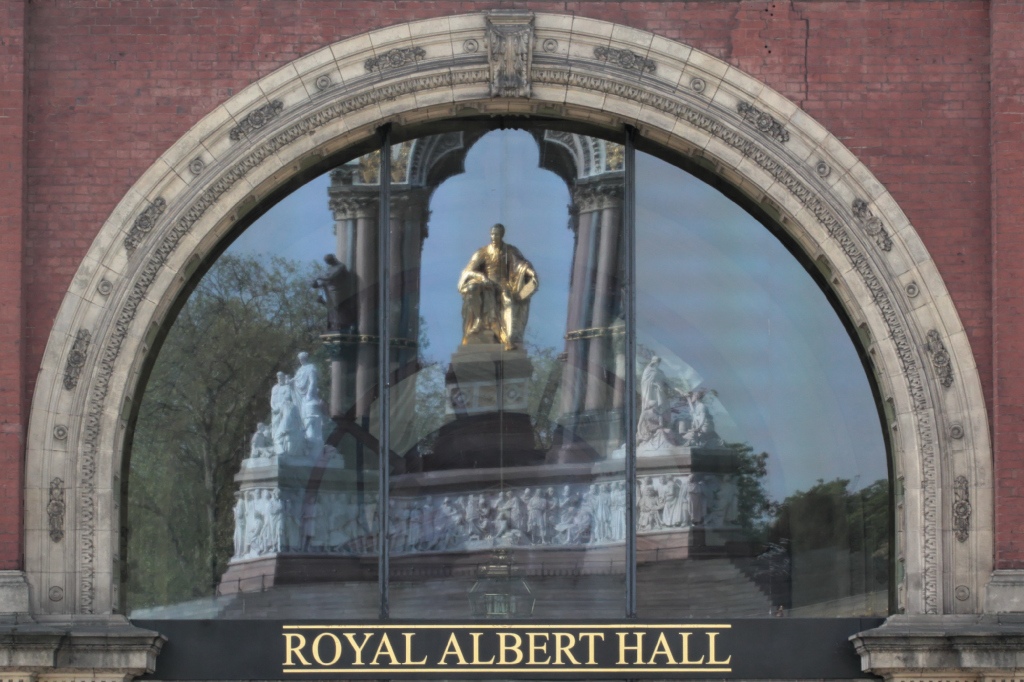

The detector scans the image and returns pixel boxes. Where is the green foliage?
[723,441,774,536]
[126,254,325,611]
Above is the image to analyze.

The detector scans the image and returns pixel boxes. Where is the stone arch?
[24,12,991,618]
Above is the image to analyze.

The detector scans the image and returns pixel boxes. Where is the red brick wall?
[990,0,1024,569]
[0,0,28,571]
[6,1,1006,568]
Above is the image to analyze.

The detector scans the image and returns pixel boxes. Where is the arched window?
[125,122,889,621]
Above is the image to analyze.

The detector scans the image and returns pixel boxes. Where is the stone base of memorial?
[426,344,545,471]
[218,454,379,596]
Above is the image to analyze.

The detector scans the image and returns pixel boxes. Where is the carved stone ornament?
[485,14,534,98]
[365,46,426,72]
[852,198,894,251]
[594,46,656,74]
[953,475,971,542]
[925,329,955,388]
[62,328,91,390]
[47,477,65,543]
[571,179,624,215]
[122,196,167,254]
[737,101,790,143]
[229,100,284,141]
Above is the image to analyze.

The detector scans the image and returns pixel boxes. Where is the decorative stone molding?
[61,329,90,391]
[47,478,65,543]
[24,12,990,620]
[594,45,656,74]
[365,46,426,72]
[0,571,30,614]
[853,198,894,251]
[486,13,534,97]
[0,617,164,680]
[571,179,624,215]
[852,616,1024,682]
[737,101,790,143]
[953,475,972,542]
[228,100,283,141]
[926,329,955,388]
[122,197,166,255]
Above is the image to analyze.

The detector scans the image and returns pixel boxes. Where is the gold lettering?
[341,632,374,666]
[679,632,705,665]
[498,633,524,665]
[470,632,495,665]
[617,632,644,665]
[403,632,428,665]
[706,632,731,665]
[578,632,605,665]
[371,633,399,666]
[439,633,468,665]
[527,632,550,665]
[283,633,311,666]
[647,632,677,665]
[553,632,580,665]
[311,633,342,667]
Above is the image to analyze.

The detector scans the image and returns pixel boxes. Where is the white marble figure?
[526,488,548,544]
[681,388,722,447]
[244,489,264,557]
[637,356,682,453]
[301,495,318,552]
[232,492,246,558]
[660,475,687,527]
[687,476,707,527]
[637,479,663,531]
[266,490,283,553]
[302,394,325,460]
[249,422,275,460]
[292,352,320,403]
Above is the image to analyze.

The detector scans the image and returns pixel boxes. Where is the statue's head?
[276,371,287,384]
[297,351,309,364]
[490,223,506,245]
[324,254,339,265]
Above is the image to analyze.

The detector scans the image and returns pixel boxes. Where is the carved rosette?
[62,328,91,390]
[47,477,65,542]
[852,199,894,251]
[953,475,971,542]
[123,197,166,254]
[485,14,534,98]
[365,46,426,72]
[925,329,955,388]
[737,102,790,144]
[594,46,656,74]
[229,100,284,141]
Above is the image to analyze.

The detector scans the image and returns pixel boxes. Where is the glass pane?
[385,128,627,618]
[634,151,889,617]
[126,151,381,618]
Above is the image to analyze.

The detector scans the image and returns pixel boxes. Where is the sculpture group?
[637,355,722,454]
[247,352,327,463]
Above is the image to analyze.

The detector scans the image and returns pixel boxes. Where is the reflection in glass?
[383,129,627,618]
[126,151,381,619]
[634,150,889,617]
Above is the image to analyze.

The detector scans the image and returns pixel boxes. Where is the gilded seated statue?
[458,223,538,351]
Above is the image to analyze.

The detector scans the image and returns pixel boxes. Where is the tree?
[126,254,325,611]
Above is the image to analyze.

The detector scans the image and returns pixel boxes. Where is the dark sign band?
[136,618,883,680]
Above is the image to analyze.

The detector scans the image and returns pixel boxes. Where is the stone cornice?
[0,617,164,678]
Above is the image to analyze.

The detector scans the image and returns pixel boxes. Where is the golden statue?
[459,223,539,351]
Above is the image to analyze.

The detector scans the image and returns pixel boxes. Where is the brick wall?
[0,0,27,571]
[991,0,1024,569]
[5,0,1007,568]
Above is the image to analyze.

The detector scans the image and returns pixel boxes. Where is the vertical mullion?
[378,125,392,620]
[624,126,638,619]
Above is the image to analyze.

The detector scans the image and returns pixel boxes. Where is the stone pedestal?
[218,454,379,595]
[428,345,544,471]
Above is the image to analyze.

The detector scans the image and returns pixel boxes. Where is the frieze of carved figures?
[230,472,742,562]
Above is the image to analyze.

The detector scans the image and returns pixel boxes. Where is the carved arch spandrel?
[24,12,991,618]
